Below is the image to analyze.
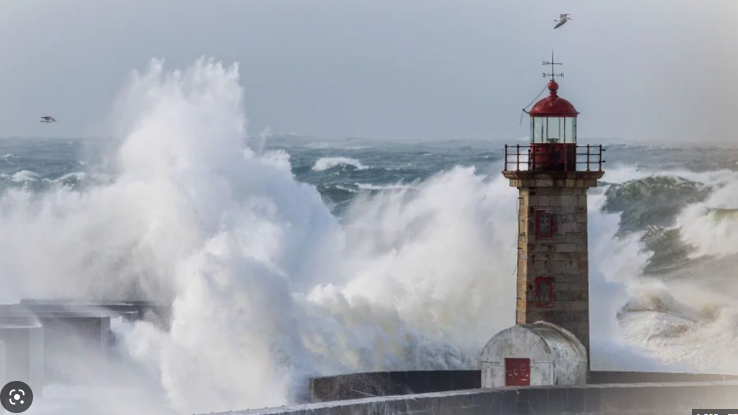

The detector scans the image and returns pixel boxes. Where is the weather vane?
[542,51,564,81]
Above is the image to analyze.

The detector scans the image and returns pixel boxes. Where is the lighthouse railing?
[503,144,605,172]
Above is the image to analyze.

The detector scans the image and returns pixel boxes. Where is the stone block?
[500,390,518,414]
[584,387,602,412]
[557,222,575,234]
[548,388,567,413]
[570,302,590,311]
[566,387,586,413]
[529,388,549,415]
[565,233,586,245]
[556,244,577,253]
[564,260,584,273]
[532,244,553,253]
[536,178,554,187]
[573,290,589,301]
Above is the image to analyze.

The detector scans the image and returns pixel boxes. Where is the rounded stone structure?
[480,321,587,388]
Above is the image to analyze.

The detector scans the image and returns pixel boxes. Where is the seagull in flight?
[554,14,571,29]
[40,116,57,123]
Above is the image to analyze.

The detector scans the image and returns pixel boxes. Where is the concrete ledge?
[307,370,738,403]
[19,299,171,328]
[215,380,738,415]
[589,371,738,384]
[502,171,603,188]
[310,371,480,402]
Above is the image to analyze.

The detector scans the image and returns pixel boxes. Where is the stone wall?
[216,380,738,415]
[308,371,737,403]
[310,371,480,402]
[588,371,738,384]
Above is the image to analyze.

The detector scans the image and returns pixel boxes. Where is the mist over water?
[2,59,738,413]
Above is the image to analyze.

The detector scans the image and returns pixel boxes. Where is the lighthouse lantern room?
[525,55,582,172]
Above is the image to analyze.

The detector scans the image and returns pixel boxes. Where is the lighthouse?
[504,56,604,358]
[480,56,603,388]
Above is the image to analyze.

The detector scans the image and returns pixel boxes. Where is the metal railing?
[503,144,605,172]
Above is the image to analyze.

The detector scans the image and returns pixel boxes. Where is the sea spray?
[0,59,523,412]
[2,59,738,413]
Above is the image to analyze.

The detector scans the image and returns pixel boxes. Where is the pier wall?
[217,380,738,415]
[309,370,738,402]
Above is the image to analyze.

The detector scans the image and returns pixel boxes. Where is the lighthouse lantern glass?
[531,116,577,144]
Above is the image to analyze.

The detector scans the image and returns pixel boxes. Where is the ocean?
[1,60,738,414]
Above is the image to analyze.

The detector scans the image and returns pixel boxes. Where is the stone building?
[480,321,587,387]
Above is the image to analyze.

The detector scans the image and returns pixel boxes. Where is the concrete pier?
[211,379,738,415]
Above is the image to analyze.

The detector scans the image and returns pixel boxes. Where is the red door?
[505,358,531,386]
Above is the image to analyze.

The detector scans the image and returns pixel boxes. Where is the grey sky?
[0,0,736,142]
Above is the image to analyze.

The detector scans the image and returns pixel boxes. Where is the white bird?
[554,14,571,29]
[40,116,57,123]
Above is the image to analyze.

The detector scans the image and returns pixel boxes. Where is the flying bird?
[554,14,571,29]
[40,116,57,123]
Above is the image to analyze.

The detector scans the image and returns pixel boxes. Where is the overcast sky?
[1,0,737,142]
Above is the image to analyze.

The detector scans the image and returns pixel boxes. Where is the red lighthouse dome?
[528,81,579,117]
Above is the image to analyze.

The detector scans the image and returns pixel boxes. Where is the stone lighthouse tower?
[502,57,604,358]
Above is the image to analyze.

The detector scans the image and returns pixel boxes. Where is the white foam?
[356,183,417,191]
[2,170,40,182]
[312,157,366,171]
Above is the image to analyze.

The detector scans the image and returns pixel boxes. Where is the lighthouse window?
[534,210,555,239]
[535,276,555,307]
[566,117,577,143]
[531,117,576,144]
[532,117,545,143]
[547,118,562,143]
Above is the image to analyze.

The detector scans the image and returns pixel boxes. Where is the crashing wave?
[603,175,710,233]
[312,157,367,171]
[707,208,738,223]
[1,170,40,182]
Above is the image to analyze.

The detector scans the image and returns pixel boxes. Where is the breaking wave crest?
[2,170,40,182]
[312,157,367,171]
[602,168,738,374]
